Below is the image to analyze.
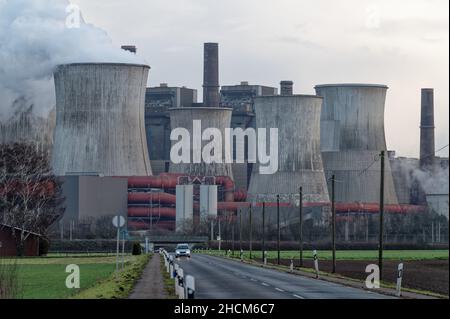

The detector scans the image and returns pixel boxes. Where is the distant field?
[1,256,134,299]
[201,250,449,261]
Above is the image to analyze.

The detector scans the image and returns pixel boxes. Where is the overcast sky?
[72,0,449,158]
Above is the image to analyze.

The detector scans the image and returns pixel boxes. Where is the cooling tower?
[248,95,330,203]
[315,84,398,204]
[52,63,152,176]
[168,107,233,178]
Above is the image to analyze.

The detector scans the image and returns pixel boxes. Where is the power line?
[358,153,380,176]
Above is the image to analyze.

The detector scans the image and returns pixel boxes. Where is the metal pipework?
[203,43,220,107]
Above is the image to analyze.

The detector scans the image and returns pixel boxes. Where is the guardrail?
[160,249,195,299]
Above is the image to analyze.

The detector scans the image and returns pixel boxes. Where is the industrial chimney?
[280,81,294,96]
[52,63,152,176]
[420,88,435,169]
[203,43,220,107]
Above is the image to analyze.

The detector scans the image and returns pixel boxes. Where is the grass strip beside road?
[160,255,177,299]
[72,254,150,299]
[199,249,449,261]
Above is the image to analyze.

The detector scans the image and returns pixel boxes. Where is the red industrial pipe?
[127,173,236,202]
[335,203,427,214]
[128,192,176,204]
[0,181,56,197]
[128,207,176,218]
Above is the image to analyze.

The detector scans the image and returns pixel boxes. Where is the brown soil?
[268,258,449,296]
[128,254,167,299]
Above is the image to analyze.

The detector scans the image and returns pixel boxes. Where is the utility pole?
[210,219,214,241]
[239,209,243,251]
[231,217,235,256]
[262,202,266,263]
[379,150,385,281]
[277,194,281,265]
[218,218,222,251]
[331,175,336,273]
[249,205,253,259]
[299,187,304,268]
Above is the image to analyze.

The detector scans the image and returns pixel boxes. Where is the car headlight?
[186,250,191,254]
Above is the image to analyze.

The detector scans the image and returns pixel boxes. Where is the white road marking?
[250,278,257,282]
[293,294,305,299]
[275,288,284,292]
[261,282,270,286]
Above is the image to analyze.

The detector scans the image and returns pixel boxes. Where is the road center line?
[293,294,305,299]
[261,282,270,286]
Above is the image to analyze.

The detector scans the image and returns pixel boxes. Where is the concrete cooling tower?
[248,95,330,204]
[169,107,233,178]
[315,84,398,204]
[52,63,152,176]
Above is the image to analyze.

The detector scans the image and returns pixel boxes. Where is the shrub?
[132,242,142,255]
[39,238,50,256]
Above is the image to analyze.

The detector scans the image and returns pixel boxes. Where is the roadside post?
[121,228,127,270]
[185,275,195,299]
[177,268,185,299]
[396,263,404,297]
[313,250,320,279]
[240,249,244,261]
[112,215,125,280]
[145,237,149,254]
[290,259,294,273]
[264,251,267,265]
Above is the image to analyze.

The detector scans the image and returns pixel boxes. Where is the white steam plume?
[0,0,146,121]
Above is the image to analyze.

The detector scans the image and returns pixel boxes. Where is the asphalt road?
[175,254,392,299]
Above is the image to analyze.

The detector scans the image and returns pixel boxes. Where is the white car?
[175,243,191,258]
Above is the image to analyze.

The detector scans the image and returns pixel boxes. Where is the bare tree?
[0,143,65,256]
[94,215,117,239]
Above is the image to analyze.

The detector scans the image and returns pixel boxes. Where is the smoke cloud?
[393,157,449,197]
[0,0,146,121]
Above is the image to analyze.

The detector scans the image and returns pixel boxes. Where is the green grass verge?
[72,254,150,299]
[17,263,115,299]
[199,249,449,261]
[160,255,177,299]
[5,256,124,299]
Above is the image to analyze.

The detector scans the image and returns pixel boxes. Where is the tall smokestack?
[280,81,294,96]
[420,88,435,169]
[203,43,220,107]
